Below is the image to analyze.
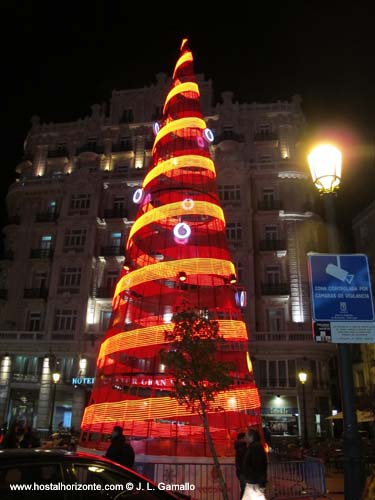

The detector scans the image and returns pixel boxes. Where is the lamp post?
[298,371,309,449]
[49,371,61,434]
[308,144,363,500]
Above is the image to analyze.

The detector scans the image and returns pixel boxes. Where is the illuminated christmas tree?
[81,39,262,456]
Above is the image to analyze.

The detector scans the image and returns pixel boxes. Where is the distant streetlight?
[298,371,309,448]
[49,371,61,434]
[308,143,363,500]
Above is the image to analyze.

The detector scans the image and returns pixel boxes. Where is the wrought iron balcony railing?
[259,239,286,251]
[261,283,290,295]
[23,288,49,299]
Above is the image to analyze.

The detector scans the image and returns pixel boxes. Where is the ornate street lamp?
[298,371,308,449]
[308,143,363,500]
[49,371,61,434]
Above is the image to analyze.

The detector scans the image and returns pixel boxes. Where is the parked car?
[0,449,195,499]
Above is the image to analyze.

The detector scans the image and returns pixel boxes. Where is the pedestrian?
[234,432,247,498]
[19,425,40,448]
[241,428,268,500]
[1,421,19,449]
[104,426,135,469]
[263,424,272,450]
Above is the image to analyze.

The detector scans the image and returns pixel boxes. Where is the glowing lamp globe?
[307,144,342,194]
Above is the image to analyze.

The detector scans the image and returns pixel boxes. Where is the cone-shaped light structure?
[81,39,262,456]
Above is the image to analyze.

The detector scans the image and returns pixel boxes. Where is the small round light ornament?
[153,122,160,136]
[203,128,214,143]
[133,188,144,204]
[182,198,194,210]
[173,222,191,244]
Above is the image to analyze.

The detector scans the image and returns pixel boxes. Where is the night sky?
[2,3,374,242]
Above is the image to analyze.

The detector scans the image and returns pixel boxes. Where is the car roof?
[0,449,123,466]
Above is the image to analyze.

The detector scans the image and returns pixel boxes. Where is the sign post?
[308,253,375,343]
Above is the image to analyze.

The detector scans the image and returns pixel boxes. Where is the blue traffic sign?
[308,254,375,322]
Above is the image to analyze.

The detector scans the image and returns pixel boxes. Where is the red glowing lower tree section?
[80,38,263,457]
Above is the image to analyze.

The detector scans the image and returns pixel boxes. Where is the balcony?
[76,144,104,155]
[0,289,7,299]
[12,373,40,383]
[257,200,283,211]
[99,246,123,257]
[47,147,69,158]
[103,208,128,219]
[35,212,59,222]
[261,283,290,295]
[111,141,133,152]
[29,248,53,259]
[254,131,279,144]
[94,287,113,299]
[259,239,286,251]
[23,288,49,299]
[214,130,244,144]
[0,330,44,341]
[6,215,20,225]
[252,331,313,342]
[57,287,80,295]
[0,250,14,260]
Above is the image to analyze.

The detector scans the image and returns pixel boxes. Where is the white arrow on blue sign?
[308,253,374,322]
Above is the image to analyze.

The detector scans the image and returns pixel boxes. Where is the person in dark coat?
[105,426,135,469]
[19,425,40,448]
[241,428,268,499]
[1,421,19,449]
[234,432,247,498]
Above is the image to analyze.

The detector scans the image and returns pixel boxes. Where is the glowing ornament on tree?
[173,222,191,244]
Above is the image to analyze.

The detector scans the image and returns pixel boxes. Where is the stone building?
[0,72,337,439]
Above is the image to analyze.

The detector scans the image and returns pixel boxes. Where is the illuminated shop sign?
[71,377,95,385]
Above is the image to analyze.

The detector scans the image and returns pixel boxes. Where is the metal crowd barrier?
[134,456,328,500]
[268,457,328,499]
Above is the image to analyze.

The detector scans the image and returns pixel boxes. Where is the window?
[267,309,284,332]
[218,185,241,202]
[72,463,148,500]
[259,153,272,162]
[288,360,296,387]
[105,270,119,290]
[113,196,125,212]
[58,267,81,292]
[33,270,47,289]
[278,360,287,387]
[100,310,112,331]
[27,312,42,331]
[48,200,57,214]
[226,222,242,241]
[13,355,39,376]
[264,225,278,241]
[57,357,75,379]
[259,123,271,133]
[63,229,86,251]
[120,109,134,123]
[266,265,280,284]
[269,361,276,387]
[255,359,296,388]
[262,188,275,203]
[235,261,244,283]
[54,309,77,331]
[0,464,62,486]
[110,232,122,248]
[114,160,129,173]
[70,194,91,210]
[40,235,52,249]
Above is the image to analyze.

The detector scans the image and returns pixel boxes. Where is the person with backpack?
[241,428,268,500]
[105,426,135,469]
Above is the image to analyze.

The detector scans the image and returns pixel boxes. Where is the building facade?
[0,72,337,439]
[352,201,375,400]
